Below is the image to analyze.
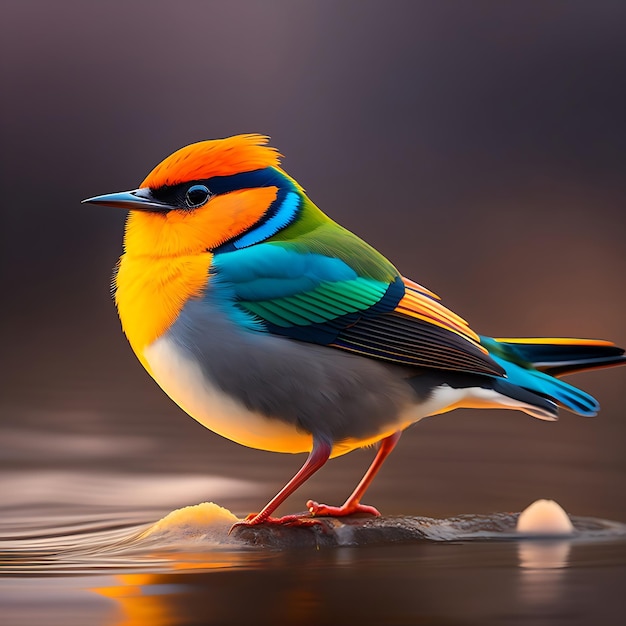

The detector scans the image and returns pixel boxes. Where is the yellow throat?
[113,186,279,369]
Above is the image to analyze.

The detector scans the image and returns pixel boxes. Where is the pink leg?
[230,438,332,532]
[307,431,401,517]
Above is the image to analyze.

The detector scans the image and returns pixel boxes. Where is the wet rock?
[230,515,432,548]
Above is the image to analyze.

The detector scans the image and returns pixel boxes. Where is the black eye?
[185,184,211,208]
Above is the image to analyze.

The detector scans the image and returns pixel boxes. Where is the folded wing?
[211,241,503,377]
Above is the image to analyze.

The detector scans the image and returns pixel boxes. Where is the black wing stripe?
[334,313,504,376]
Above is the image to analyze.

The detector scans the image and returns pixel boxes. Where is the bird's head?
[83,134,304,257]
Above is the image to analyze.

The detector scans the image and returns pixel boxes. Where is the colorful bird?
[83,134,625,528]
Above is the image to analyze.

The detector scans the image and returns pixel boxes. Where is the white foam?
[516,499,574,535]
[140,502,240,544]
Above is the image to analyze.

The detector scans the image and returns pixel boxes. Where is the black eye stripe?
[149,167,294,208]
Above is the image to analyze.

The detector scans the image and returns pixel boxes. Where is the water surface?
[2,400,625,625]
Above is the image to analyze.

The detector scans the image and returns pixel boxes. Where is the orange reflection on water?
[95,574,175,626]
[92,551,254,626]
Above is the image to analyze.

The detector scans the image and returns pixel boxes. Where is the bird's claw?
[306,499,381,517]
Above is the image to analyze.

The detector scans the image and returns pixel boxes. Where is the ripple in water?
[2,501,625,575]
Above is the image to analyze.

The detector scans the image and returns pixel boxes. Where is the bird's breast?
[114,252,213,367]
[142,332,315,454]
[116,252,313,452]
[139,298,419,456]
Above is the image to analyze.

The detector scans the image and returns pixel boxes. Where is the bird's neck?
[114,250,212,366]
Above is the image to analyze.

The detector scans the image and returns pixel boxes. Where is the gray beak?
[81,188,171,212]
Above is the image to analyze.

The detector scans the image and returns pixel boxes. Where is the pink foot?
[229,512,321,535]
[306,500,381,517]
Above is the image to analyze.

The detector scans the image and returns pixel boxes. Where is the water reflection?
[518,540,571,609]
[518,540,571,570]
[91,551,331,626]
[85,537,625,626]
[95,574,176,626]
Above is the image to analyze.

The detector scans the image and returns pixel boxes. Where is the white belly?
[143,335,313,454]
[142,335,530,458]
[141,335,448,458]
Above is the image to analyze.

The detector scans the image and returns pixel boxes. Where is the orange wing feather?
[396,276,487,353]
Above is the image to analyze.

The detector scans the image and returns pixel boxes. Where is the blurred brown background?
[1,1,625,521]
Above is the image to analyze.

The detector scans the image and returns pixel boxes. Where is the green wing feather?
[210,196,501,375]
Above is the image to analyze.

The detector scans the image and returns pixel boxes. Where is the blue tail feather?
[477,336,625,417]
[488,354,600,417]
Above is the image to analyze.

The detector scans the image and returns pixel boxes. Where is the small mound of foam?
[516,499,574,536]
[142,502,239,543]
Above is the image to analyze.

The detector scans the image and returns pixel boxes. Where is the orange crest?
[140,134,282,188]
